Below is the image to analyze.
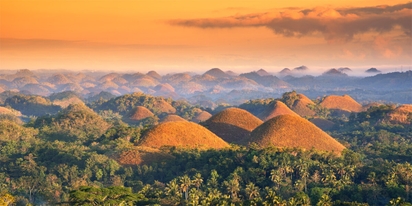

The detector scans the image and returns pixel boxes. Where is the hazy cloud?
[170,2,412,42]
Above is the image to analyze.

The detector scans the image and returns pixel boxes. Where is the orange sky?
[1,0,411,73]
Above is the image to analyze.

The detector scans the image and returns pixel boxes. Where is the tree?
[192,173,203,190]
[224,178,240,200]
[245,182,260,200]
[179,175,192,200]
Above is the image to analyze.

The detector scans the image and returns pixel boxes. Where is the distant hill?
[291,94,316,117]
[126,106,155,121]
[160,114,187,123]
[147,71,162,80]
[293,65,309,71]
[192,111,212,123]
[203,108,263,145]
[5,94,61,116]
[249,115,345,155]
[239,72,289,88]
[320,95,363,112]
[366,68,381,73]
[256,69,271,76]
[385,104,412,125]
[258,101,299,121]
[138,121,230,149]
[338,67,352,73]
[34,104,111,142]
[322,69,347,77]
[203,68,231,78]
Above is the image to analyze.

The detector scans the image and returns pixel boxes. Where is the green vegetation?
[0,93,411,205]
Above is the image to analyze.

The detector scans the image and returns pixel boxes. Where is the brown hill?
[310,118,335,130]
[160,114,187,123]
[386,104,412,125]
[203,108,263,145]
[291,94,316,116]
[249,115,345,155]
[114,146,174,166]
[192,111,212,123]
[147,71,162,80]
[320,95,362,112]
[0,106,21,116]
[12,76,39,88]
[127,106,155,121]
[154,83,175,93]
[52,96,85,109]
[258,101,299,121]
[46,74,72,85]
[203,68,231,78]
[99,73,120,82]
[138,121,230,149]
[153,99,176,114]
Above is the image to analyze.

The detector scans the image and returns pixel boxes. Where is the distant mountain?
[240,72,289,88]
[322,69,348,76]
[338,67,352,73]
[366,68,381,73]
[293,65,309,71]
[256,69,271,76]
[203,68,231,78]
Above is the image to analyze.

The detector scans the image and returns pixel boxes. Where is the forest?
[0,90,411,206]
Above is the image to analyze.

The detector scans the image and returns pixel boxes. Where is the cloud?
[169,2,412,42]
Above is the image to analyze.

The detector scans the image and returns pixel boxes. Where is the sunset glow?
[1,0,411,73]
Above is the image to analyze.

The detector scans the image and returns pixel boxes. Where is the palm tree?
[224,178,240,200]
[270,169,282,190]
[263,187,285,206]
[192,173,203,190]
[179,175,192,200]
[316,194,332,206]
[245,182,260,200]
[165,179,180,202]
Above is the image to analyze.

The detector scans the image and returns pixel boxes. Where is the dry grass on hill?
[127,106,154,121]
[320,95,362,112]
[258,101,299,121]
[138,121,230,149]
[113,146,174,166]
[249,114,345,155]
[386,104,412,124]
[291,94,316,116]
[153,99,176,114]
[203,108,263,145]
[161,114,187,123]
[192,111,212,123]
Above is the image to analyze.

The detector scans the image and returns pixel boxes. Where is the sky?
[0,0,411,74]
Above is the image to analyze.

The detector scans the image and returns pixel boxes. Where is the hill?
[192,111,212,123]
[114,146,174,166]
[126,106,155,121]
[203,108,263,145]
[366,68,381,73]
[322,69,347,77]
[256,69,271,76]
[160,114,187,123]
[249,115,345,155]
[291,94,316,117]
[34,104,111,142]
[203,68,231,78]
[385,104,412,125]
[138,121,229,149]
[320,95,363,112]
[147,71,162,80]
[258,101,299,121]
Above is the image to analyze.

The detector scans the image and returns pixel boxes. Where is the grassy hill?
[249,114,345,155]
[203,108,263,145]
[138,121,230,150]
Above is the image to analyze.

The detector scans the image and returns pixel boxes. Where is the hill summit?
[258,101,299,121]
[320,95,363,112]
[138,121,229,149]
[204,68,231,78]
[203,108,263,145]
[249,115,345,155]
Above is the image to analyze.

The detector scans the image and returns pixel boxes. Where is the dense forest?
[0,90,411,206]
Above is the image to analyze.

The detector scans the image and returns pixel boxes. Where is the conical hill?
[258,101,299,121]
[138,121,230,149]
[249,115,345,155]
[203,108,263,145]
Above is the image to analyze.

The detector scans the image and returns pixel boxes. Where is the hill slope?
[320,95,363,112]
[258,101,299,121]
[203,108,263,145]
[249,115,345,155]
[139,121,229,149]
